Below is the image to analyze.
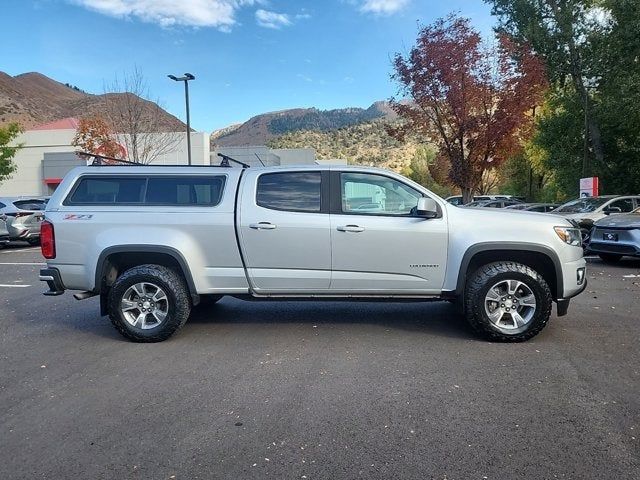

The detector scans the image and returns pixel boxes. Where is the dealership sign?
[579,177,599,197]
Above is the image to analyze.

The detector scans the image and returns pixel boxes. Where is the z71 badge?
[64,214,94,220]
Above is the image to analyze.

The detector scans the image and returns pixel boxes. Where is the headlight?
[554,226,582,246]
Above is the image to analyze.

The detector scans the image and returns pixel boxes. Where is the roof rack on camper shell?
[81,152,252,168]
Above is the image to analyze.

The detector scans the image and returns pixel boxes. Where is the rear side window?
[68,178,145,204]
[66,176,225,206]
[146,177,225,206]
[256,172,321,212]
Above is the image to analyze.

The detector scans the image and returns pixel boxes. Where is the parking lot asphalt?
[0,244,639,480]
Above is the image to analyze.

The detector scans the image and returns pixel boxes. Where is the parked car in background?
[552,195,640,244]
[354,202,384,212]
[0,213,10,246]
[445,195,524,206]
[0,197,47,245]
[505,203,560,213]
[463,199,523,209]
[587,207,640,262]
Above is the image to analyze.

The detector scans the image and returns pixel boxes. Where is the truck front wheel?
[464,261,552,342]
[108,264,191,342]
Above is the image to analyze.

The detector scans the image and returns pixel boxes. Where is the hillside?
[212,101,397,147]
[0,71,185,131]
[267,119,419,172]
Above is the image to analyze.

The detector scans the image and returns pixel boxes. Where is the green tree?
[0,123,22,184]
[488,0,640,196]
[401,146,451,198]
[487,0,606,174]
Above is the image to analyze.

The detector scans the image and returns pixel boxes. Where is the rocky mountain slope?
[0,71,185,131]
[212,101,397,147]
[267,119,419,172]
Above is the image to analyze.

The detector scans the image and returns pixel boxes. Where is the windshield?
[555,197,610,213]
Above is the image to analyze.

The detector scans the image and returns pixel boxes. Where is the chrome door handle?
[249,222,277,230]
[337,225,365,233]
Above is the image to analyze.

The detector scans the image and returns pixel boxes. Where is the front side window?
[256,172,321,212]
[340,172,421,216]
[609,198,635,213]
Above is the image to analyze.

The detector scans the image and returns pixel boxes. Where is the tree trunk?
[462,187,473,204]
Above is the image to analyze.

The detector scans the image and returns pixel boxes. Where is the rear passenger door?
[238,170,332,293]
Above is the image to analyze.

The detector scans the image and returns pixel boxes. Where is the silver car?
[552,195,640,243]
[0,213,10,246]
[587,207,640,262]
[0,197,47,244]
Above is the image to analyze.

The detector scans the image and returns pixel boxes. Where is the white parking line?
[0,262,46,266]
[0,284,31,288]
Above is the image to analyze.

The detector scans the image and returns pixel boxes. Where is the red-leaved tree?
[72,115,125,164]
[390,15,548,203]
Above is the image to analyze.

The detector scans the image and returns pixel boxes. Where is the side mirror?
[416,197,438,218]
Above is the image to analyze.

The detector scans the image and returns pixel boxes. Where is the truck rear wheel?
[108,264,191,342]
[464,261,552,342]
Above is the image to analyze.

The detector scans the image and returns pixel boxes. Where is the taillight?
[41,220,56,259]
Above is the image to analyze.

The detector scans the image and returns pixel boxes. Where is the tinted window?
[610,198,635,213]
[341,172,421,216]
[13,200,46,211]
[257,172,321,212]
[69,178,145,204]
[146,177,225,206]
[68,176,225,206]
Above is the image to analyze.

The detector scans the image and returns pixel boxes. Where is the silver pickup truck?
[39,164,586,342]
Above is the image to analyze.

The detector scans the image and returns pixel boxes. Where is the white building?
[0,118,209,197]
[0,118,340,197]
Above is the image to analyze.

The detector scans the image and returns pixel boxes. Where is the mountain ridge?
[211,101,397,147]
[0,71,185,131]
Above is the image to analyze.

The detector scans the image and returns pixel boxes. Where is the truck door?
[237,170,331,293]
[329,171,447,294]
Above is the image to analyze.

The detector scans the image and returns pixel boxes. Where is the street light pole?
[168,73,195,165]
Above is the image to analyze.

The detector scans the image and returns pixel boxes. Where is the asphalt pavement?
[0,244,639,479]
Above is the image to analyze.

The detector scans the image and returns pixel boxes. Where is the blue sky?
[1,0,495,131]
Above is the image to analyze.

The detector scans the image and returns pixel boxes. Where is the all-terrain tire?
[464,261,553,342]
[598,253,623,263]
[108,264,191,342]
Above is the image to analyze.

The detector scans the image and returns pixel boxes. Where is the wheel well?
[96,250,199,312]
[101,252,184,286]
[462,250,559,300]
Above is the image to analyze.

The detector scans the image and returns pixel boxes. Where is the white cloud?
[296,73,313,82]
[358,0,410,15]
[255,9,292,29]
[69,0,262,30]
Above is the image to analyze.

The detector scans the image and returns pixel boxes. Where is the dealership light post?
[168,73,195,165]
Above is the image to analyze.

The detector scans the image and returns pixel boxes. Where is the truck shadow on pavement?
[186,298,479,341]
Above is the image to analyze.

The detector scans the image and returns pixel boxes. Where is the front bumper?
[555,257,588,317]
[39,268,65,296]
